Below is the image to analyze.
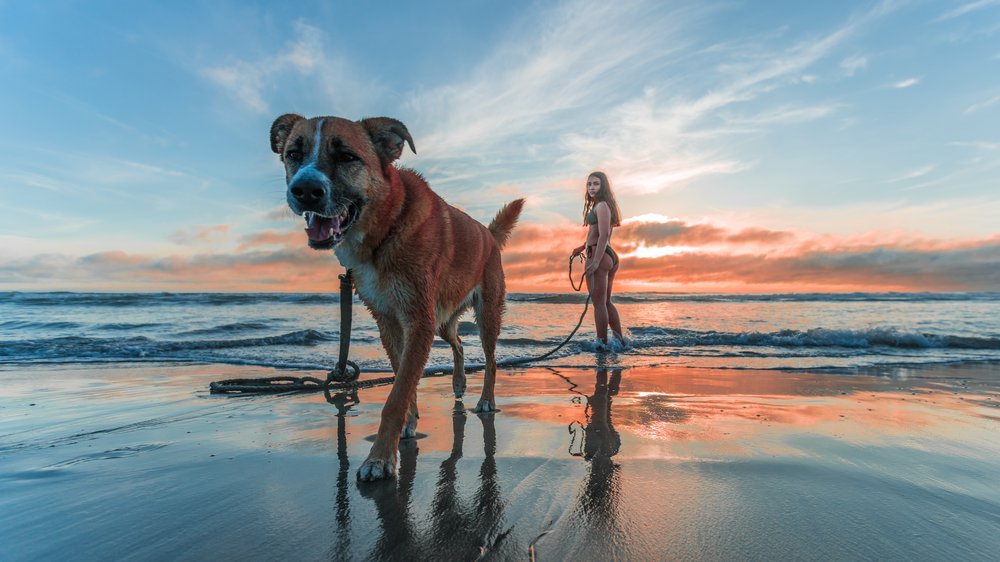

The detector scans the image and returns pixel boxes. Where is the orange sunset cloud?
[4,214,996,293]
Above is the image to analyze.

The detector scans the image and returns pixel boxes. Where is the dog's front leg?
[374,314,417,439]
[358,319,435,482]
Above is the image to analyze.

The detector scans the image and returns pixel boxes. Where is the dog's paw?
[400,423,417,440]
[473,399,499,414]
[401,408,418,439]
[357,457,397,482]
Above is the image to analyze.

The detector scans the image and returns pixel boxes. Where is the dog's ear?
[270,114,305,155]
[361,117,416,165]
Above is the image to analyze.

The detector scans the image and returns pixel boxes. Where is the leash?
[420,254,590,375]
[210,270,362,395]
[507,254,589,362]
[210,254,593,396]
[331,270,361,383]
[569,251,587,291]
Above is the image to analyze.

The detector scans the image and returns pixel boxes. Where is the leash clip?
[325,361,361,384]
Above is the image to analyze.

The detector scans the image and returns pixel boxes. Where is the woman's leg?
[606,257,623,341]
[586,253,615,343]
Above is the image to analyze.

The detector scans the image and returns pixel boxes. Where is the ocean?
[2,291,1000,375]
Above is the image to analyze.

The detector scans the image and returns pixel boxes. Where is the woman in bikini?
[571,171,624,348]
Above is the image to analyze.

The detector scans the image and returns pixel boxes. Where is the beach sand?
[1,362,998,561]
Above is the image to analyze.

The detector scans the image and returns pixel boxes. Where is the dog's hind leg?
[439,318,465,398]
[473,257,504,413]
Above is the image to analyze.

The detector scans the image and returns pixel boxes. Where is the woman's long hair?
[582,171,622,227]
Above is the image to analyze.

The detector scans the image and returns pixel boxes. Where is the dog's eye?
[285,150,303,163]
[335,152,359,164]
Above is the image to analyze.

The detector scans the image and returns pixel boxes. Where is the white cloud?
[402,0,898,204]
[950,140,1000,150]
[0,208,100,234]
[561,2,894,194]
[1,171,67,193]
[199,21,327,112]
[935,0,1000,22]
[1,153,192,197]
[964,94,1000,114]
[404,1,706,159]
[198,20,376,115]
[201,63,269,113]
[839,54,868,76]
[888,164,936,183]
[722,104,839,126]
[892,77,920,88]
[623,213,681,224]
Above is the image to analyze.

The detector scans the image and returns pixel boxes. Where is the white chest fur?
[335,247,415,319]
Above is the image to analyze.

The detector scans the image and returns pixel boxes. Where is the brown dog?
[270,114,524,481]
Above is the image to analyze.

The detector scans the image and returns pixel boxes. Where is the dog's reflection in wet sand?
[346,405,507,559]
[329,368,627,559]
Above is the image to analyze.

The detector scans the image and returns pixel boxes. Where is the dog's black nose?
[289,179,327,205]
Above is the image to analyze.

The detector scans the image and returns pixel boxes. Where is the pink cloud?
[2,218,997,293]
[169,224,231,245]
[236,229,305,251]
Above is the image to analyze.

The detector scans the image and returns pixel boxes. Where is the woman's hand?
[571,245,585,259]
[585,257,599,276]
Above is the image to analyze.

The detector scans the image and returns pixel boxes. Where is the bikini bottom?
[586,244,619,268]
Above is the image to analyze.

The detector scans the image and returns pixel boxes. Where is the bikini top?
[586,202,607,225]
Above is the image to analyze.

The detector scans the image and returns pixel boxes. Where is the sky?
[0,0,998,293]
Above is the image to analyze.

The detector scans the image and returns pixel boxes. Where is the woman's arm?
[586,202,612,275]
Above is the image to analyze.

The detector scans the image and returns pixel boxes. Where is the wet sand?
[1,362,998,561]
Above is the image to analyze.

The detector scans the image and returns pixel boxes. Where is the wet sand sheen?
[1,362,998,560]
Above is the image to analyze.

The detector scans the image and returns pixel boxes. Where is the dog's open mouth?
[303,204,360,249]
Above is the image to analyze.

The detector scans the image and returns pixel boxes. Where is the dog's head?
[270,115,415,250]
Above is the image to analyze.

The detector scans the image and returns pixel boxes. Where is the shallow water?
[3,291,1000,373]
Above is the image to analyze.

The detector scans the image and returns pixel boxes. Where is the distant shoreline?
[4,290,998,298]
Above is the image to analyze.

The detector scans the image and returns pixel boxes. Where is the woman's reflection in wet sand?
[571,368,625,542]
[354,403,508,560]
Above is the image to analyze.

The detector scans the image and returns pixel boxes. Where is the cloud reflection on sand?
[318,363,999,560]
[2,363,998,560]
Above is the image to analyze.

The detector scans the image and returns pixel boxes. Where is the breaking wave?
[625,326,1000,350]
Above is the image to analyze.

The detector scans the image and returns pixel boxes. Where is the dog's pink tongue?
[305,215,341,242]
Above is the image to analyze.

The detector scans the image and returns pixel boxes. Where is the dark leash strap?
[520,253,589,362]
[323,270,361,399]
[209,269,362,396]
[569,253,587,291]
[331,271,360,382]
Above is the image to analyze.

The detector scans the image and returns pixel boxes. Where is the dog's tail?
[488,198,526,250]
